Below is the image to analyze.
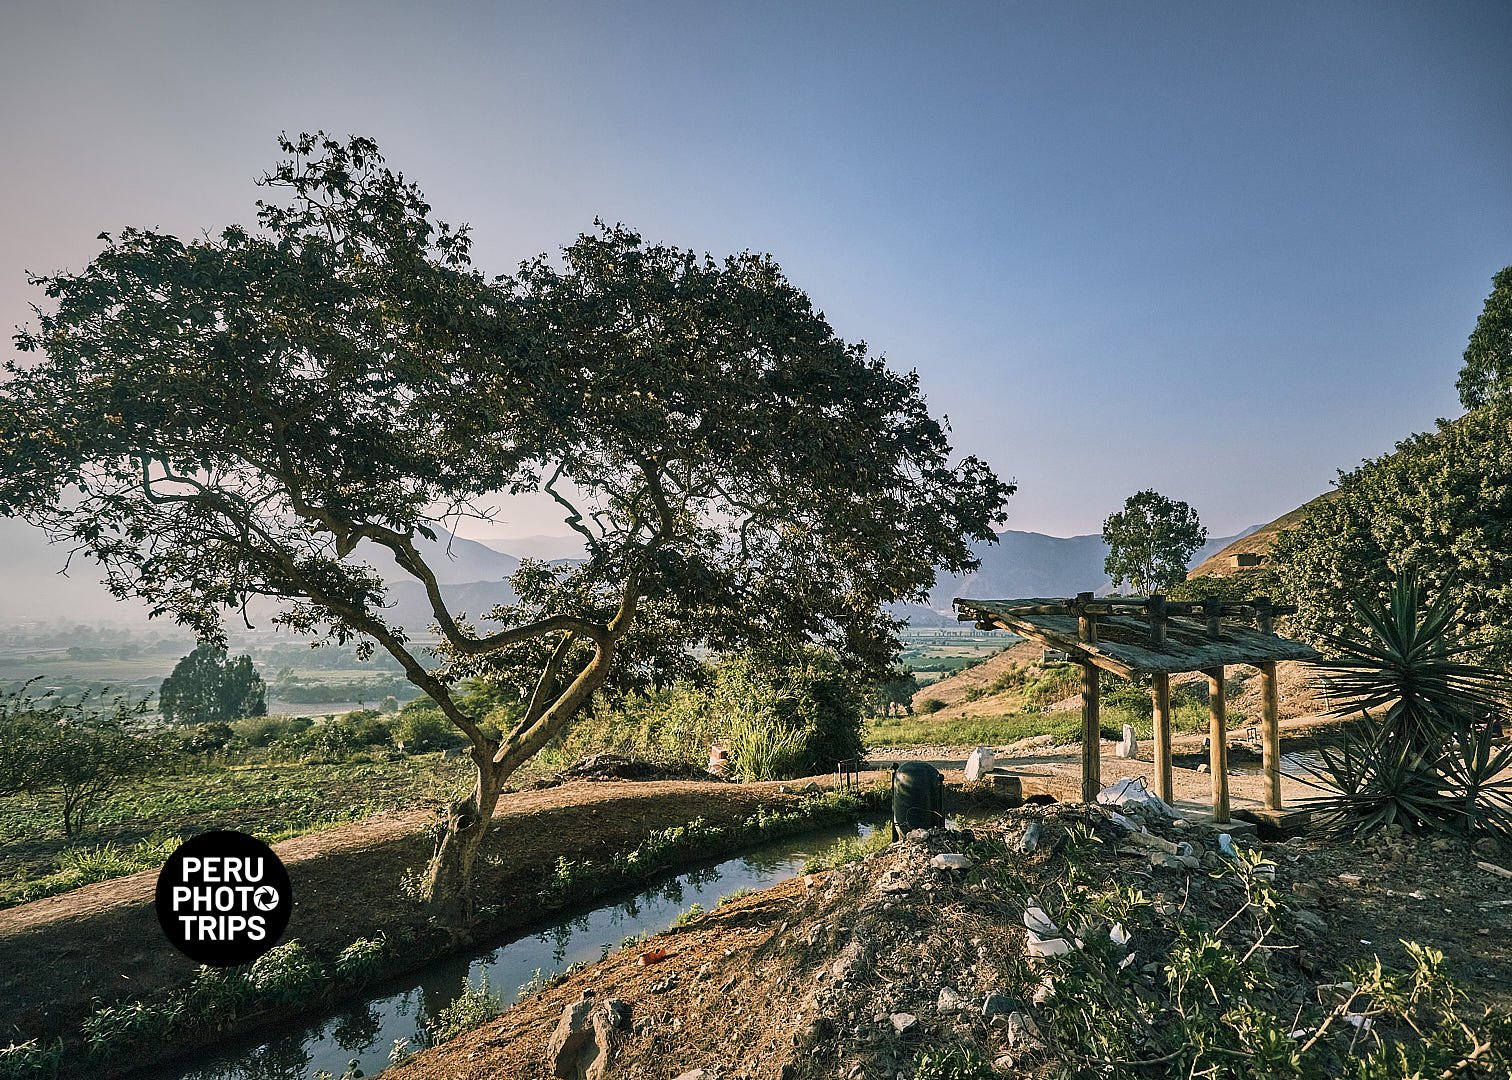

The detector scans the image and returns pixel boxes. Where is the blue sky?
[3,1,1509,542]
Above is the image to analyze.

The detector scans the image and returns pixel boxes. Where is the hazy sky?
[4,1,1509,542]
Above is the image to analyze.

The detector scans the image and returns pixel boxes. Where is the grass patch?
[803,827,892,872]
[865,702,1212,749]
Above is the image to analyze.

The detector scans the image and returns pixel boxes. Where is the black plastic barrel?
[891,761,945,839]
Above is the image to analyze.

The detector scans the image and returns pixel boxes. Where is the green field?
[0,753,475,909]
[895,629,1014,684]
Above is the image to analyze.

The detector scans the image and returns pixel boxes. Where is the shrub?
[249,941,324,1002]
[916,697,946,714]
[391,705,461,752]
[711,649,865,780]
[427,972,506,1044]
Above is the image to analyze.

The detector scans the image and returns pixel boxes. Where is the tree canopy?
[1,133,1012,921]
[1271,403,1512,665]
[1101,490,1206,595]
[1457,265,1512,410]
[159,644,267,724]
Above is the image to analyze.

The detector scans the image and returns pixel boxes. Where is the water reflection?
[150,818,879,1080]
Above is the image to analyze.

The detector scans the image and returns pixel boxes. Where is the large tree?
[1,134,1012,925]
[1457,265,1512,410]
[1101,489,1206,595]
[159,643,267,724]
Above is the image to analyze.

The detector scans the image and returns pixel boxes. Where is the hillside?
[912,641,1325,727]
[1186,491,1339,579]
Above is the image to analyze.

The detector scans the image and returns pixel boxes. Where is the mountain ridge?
[0,518,1260,633]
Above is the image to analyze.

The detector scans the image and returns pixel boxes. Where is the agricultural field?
[0,751,476,909]
[0,623,423,715]
[894,627,1016,685]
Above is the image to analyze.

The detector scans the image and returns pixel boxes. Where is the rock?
[982,992,1020,1017]
[1473,837,1504,859]
[1294,910,1328,935]
[965,746,995,781]
[890,1012,919,1036]
[1018,822,1042,854]
[673,1072,707,1080]
[1006,1011,1040,1048]
[936,987,967,1012]
[929,853,972,871]
[1149,852,1201,872]
[546,991,618,1080]
[1337,872,1363,885]
[1197,763,1210,774]
[604,999,632,1031]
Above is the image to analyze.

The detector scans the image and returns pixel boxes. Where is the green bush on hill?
[1272,402,1512,665]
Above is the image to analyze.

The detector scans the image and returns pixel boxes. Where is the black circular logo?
[155,831,293,966]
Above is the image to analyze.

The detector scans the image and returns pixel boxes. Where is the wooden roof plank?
[954,598,1321,675]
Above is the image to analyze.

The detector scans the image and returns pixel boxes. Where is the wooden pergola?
[954,593,1321,823]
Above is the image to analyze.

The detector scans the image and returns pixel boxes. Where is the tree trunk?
[423,750,505,928]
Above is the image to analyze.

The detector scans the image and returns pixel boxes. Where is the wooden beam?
[1259,660,1282,810]
[1082,656,1101,805]
[1208,666,1229,823]
[1152,671,1173,806]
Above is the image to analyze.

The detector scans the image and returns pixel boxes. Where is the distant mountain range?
[894,525,1262,626]
[0,517,1258,633]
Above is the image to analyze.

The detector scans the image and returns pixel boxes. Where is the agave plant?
[1300,572,1512,840]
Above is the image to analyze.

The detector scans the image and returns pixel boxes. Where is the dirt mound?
[389,805,1512,1079]
[555,754,721,783]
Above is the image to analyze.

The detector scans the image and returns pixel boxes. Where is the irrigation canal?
[145,818,884,1080]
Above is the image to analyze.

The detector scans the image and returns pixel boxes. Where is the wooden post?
[1253,600,1282,810]
[1148,593,1167,649]
[1076,592,1101,804]
[1147,593,1173,805]
[1259,661,1281,810]
[1208,666,1229,823]
[1081,657,1101,804]
[1152,671,1173,806]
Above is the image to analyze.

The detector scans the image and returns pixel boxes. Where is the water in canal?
[148,818,883,1080]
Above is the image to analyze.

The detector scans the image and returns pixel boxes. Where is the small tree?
[1102,490,1207,595]
[159,644,268,724]
[0,685,171,837]
[871,667,919,717]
